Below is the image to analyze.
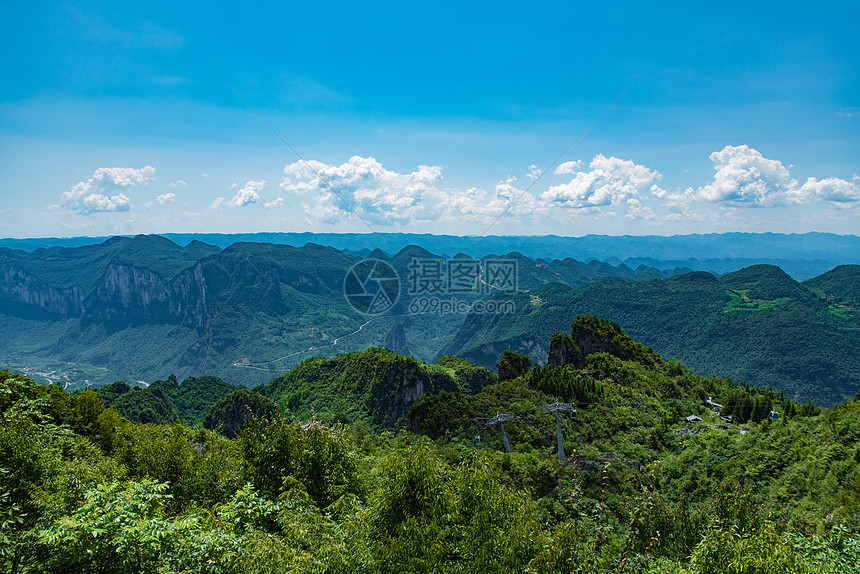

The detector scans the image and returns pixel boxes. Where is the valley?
[2,234,858,405]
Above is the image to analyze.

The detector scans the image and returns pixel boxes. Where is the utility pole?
[479,412,514,453]
[543,401,576,462]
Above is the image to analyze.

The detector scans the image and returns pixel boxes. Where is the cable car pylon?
[543,401,577,462]
[478,412,515,453]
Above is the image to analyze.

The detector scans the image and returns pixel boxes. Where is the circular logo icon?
[343,259,400,314]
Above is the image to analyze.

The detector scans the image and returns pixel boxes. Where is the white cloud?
[169,180,188,188]
[791,176,860,203]
[228,180,266,207]
[691,145,793,207]
[624,197,656,220]
[541,155,663,211]
[281,156,449,225]
[280,155,667,226]
[61,166,155,214]
[446,185,510,218]
[554,160,583,175]
[156,193,175,204]
[686,145,859,207]
[264,197,284,208]
[651,185,694,205]
[269,151,857,229]
[663,206,704,222]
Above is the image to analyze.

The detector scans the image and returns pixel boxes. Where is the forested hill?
[3,316,859,573]
[259,348,496,428]
[2,234,858,404]
[0,234,684,389]
[804,264,860,306]
[441,264,860,406]
[3,231,859,279]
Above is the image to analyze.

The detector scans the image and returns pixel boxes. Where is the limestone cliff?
[0,262,84,317]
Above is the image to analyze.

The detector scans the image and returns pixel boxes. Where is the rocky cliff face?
[82,263,210,330]
[0,259,211,331]
[383,322,411,356]
[0,262,84,317]
[389,361,426,426]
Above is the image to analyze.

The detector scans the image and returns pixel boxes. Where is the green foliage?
[262,347,459,428]
[204,388,279,439]
[2,322,860,572]
[97,382,178,425]
[238,418,363,507]
[569,314,663,369]
[689,522,810,574]
[804,264,860,306]
[497,349,532,381]
[112,423,243,510]
[435,355,498,393]
[41,480,186,574]
[448,268,860,406]
[150,374,237,425]
[0,369,70,424]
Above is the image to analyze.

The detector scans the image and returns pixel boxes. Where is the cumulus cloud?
[554,160,583,175]
[624,197,656,220]
[651,186,695,205]
[61,166,155,214]
[686,145,859,207]
[280,155,667,226]
[264,197,284,208]
[281,156,450,225]
[691,145,794,206]
[541,155,663,212]
[791,176,860,203]
[229,180,266,207]
[156,193,175,205]
[169,180,188,188]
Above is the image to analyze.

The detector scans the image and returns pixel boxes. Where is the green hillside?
[3,236,858,405]
[203,387,280,438]
[804,265,860,320]
[260,347,496,427]
[96,375,239,425]
[441,266,860,406]
[0,235,686,390]
[150,375,238,425]
[3,316,859,573]
[1,235,220,292]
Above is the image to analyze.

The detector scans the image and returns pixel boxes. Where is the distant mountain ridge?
[2,231,858,279]
[0,235,682,390]
[2,234,857,405]
[441,264,860,406]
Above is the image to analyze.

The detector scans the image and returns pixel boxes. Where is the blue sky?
[1,0,858,238]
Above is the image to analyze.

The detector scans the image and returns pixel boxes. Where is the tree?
[204,389,279,439]
[497,350,532,382]
[239,419,363,507]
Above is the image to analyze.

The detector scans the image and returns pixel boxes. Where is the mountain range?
[3,231,859,280]
[1,234,858,405]
[441,264,860,406]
